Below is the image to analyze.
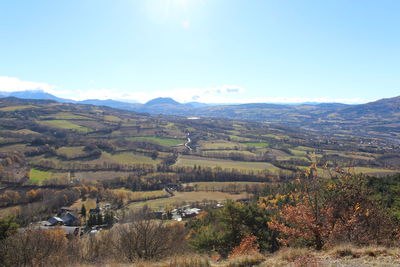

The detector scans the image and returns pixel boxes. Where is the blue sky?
[0,0,399,104]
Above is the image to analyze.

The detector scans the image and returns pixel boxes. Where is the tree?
[0,228,67,266]
[80,204,87,218]
[113,207,184,261]
[267,171,398,249]
[96,213,103,225]
[0,216,18,241]
[104,210,114,227]
[87,214,97,227]
[188,200,277,258]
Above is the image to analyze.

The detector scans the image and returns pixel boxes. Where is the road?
[185,133,193,151]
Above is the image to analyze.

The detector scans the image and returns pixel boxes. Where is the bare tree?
[113,206,185,262]
[0,228,68,267]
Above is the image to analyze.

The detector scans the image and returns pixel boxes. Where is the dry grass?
[329,244,400,258]
[74,255,210,267]
[223,253,265,267]
[259,245,400,267]
[73,246,400,267]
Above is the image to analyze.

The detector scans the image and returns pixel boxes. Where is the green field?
[41,112,91,120]
[183,181,267,192]
[29,151,161,170]
[0,105,37,111]
[228,135,252,142]
[289,148,308,156]
[174,155,282,173]
[28,168,68,184]
[38,120,92,132]
[201,150,256,157]
[102,152,162,165]
[125,191,250,211]
[103,115,123,122]
[242,142,269,148]
[262,133,289,140]
[199,140,242,150]
[56,146,88,158]
[128,136,185,146]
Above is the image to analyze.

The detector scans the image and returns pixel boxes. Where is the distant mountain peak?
[145,97,181,106]
[5,90,62,101]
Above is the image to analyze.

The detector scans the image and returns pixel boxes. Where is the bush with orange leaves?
[228,234,260,259]
[266,169,398,250]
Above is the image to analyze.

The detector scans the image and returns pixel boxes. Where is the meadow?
[38,119,92,132]
[56,146,89,159]
[183,181,267,192]
[128,136,185,146]
[0,105,37,111]
[125,191,250,211]
[28,168,69,184]
[174,155,282,173]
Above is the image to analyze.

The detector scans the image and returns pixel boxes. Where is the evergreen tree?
[104,211,114,227]
[87,214,96,227]
[80,204,87,217]
[96,213,103,225]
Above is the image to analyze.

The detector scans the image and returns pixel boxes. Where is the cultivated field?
[38,119,92,132]
[125,191,250,211]
[183,181,267,192]
[28,168,69,184]
[174,155,282,173]
[128,136,185,146]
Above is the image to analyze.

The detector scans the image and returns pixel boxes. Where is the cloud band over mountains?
[0,76,368,104]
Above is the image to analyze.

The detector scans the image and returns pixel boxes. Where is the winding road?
[185,133,193,151]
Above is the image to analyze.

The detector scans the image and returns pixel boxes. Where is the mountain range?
[0,90,399,140]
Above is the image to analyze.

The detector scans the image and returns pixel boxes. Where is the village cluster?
[28,198,226,237]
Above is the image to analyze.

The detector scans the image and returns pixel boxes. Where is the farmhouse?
[61,212,79,226]
[47,216,63,226]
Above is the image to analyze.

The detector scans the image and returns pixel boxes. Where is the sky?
[0,0,399,104]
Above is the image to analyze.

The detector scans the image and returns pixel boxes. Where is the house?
[170,206,201,221]
[61,212,79,226]
[47,217,63,226]
[182,208,201,218]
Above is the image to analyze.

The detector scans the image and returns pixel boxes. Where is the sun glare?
[145,0,201,27]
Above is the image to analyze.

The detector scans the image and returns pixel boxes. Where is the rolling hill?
[0,91,399,140]
[0,97,398,186]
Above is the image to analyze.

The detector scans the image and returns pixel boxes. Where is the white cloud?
[210,96,366,105]
[0,76,369,104]
[72,85,246,103]
[0,76,57,94]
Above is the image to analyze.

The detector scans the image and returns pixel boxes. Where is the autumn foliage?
[265,169,399,250]
[229,234,260,259]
